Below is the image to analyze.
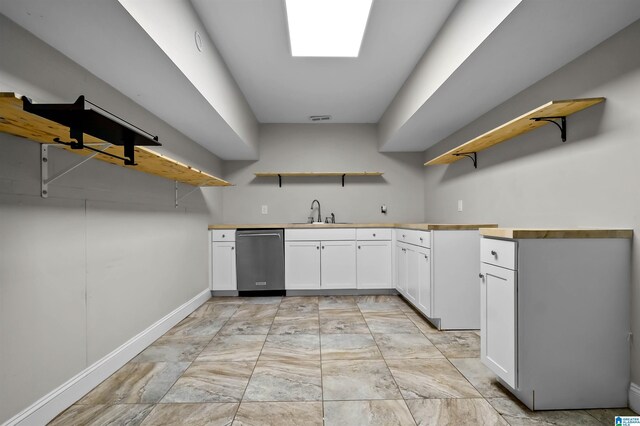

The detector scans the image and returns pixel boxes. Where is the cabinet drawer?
[286,228,356,241]
[481,237,517,270]
[396,229,430,248]
[356,228,392,241]
[212,229,235,242]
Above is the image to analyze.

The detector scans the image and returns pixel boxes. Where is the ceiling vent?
[309,115,332,122]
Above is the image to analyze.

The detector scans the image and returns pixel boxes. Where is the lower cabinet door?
[321,241,356,289]
[406,247,419,303]
[212,242,236,291]
[356,241,392,289]
[481,262,517,388]
[285,241,321,289]
[396,243,408,295]
[417,247,432,317]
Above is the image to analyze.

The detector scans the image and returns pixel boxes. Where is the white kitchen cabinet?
[480,231,631,410]
[321,241,356,289]
[395,242,408,295]
[211,241,237,291]
[356,240,392,289]
[480,262,517,388]
[405,246,419,303]
[285,241,321,289]
[416,247,432,317]
[284,229,356,290]
[395,228,480,330]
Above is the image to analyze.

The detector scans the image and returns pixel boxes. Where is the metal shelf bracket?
[530,116,567,142]
[453,152,478,169]
[341,174,346,187]
[175,180,200,207]
[41,143,111,198]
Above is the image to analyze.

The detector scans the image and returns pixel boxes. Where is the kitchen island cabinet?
[479,228,632,410]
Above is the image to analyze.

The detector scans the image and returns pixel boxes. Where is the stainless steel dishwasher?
[235,229,285,293]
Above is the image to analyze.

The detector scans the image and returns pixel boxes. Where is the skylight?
[285,0,373,57]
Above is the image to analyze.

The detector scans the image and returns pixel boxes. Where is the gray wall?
[223,123,425,224]
[0,15,223,422]
[423,19,640,384]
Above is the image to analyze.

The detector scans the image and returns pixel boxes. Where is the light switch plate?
[457,200,463,212]
[261,205,268,214]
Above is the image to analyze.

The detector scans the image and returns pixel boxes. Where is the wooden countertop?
[208,223,497,231]
[480,228,633,239]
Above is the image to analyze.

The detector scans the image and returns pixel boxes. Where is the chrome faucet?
[310,199,321,223]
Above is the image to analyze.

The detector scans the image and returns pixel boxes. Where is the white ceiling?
[2,0,640,159]
[191,0,458,123]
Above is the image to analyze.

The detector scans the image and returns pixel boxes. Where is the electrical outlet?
[261,205,268,215]
[381,204,387,214]
[457,200,463,212]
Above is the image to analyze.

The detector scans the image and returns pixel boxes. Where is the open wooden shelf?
[425,98,605,167]
[255,171,383,187]
[0,92,230,186]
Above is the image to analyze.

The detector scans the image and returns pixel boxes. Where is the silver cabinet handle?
[373,233,376,237]
[316,246,320,250]
[479,273,484,278]
[222,234,225,238]
[490,250,497,256]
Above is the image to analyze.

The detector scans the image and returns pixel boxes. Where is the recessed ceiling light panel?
[286,0,373,57]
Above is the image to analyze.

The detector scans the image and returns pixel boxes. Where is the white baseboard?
[629,382,640,413]
[2,289,210,426]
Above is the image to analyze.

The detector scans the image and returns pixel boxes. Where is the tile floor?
[50,295,635,425]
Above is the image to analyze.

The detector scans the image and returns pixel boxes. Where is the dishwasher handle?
[237,233,282,239]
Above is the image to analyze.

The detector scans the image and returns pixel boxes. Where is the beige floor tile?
[321,334,382,360]
[206,297,246,306]
[131,335,211,363]
[233,402,323,426]
[405,312,441,337]
[324,400,416,426]
[374,333,443,359]
[163,316,226,338]
[49,404,153,426]
[320,307,363,317]
[231,304,279,320]
[449,358,510,398]
[78,362,189,404]
[318,295,358,310]
[407,398,508,426]
[364,312,421,334]
[243,360,322,401]
[196,334,266,362]
[322,360,401,400]
[260,334,320,361]
[488,397,603,425]
[427,331,480,358]
[217,318,273,335]
[141,403,238,426]
[269,315,319,335]
[161,362,254,403]
[243,296,282,305]
[386,359,480,399]
[189,303,239,320]
[587,407,637,424]
[320,314,371,334]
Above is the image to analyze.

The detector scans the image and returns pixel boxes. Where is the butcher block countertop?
[480,228,633,239]
[209,223,497,231]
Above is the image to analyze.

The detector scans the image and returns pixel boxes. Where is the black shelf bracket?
[453,152,478,168]
[278,174,282,187]
[342,174,346,187]
[530,116,567,142]
[22,95,160,166]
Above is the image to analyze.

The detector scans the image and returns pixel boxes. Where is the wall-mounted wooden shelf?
[255,172,383,187]
[0,92,230,187]
[425,97,605,168]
